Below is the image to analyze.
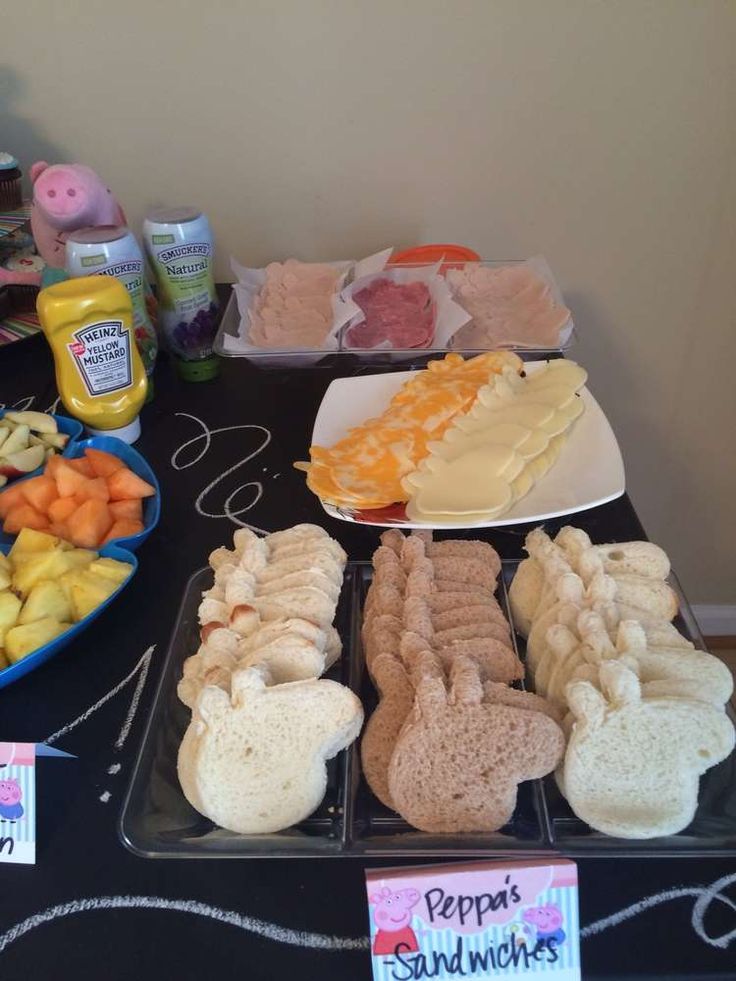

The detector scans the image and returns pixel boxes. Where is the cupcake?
[0,154,22,210]
[3,252,44,312]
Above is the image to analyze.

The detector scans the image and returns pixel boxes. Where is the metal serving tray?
[120,562,736,858]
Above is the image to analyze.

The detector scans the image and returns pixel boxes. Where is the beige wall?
[3,0,735,602]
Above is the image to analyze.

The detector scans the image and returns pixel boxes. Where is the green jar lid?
[175,355,220,382]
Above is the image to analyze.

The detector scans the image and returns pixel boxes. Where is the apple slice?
[0,426,11,452]
[1,424,30,456]
[0,444,45,478]
[4,411,58,435]
[0,476,6,488]
[41,432,69,450]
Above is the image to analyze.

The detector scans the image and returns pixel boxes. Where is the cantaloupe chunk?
[21,475,58,514]
[55,461,92,499]
[66,499,112,549]
[103,518,144,543]
[109,498,143,522]
[45,455,64,479]
[65,456,95,478]
[106,467,155,501]
[0,482,26,519]
[48,521,71,541]
[75,476,110,503]
[48,497,78,523]
[3,504,49,534]
[85,448,124,479]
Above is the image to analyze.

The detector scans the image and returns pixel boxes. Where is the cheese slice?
[456,402,557,434]
[408,445,518,515]
[404,358,587,522]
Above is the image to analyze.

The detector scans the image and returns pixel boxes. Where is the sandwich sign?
[365,859,580,980]
[0,742,36,865]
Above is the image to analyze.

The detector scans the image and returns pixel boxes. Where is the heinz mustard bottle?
[37,276,148,443]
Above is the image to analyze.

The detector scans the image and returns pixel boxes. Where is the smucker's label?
[68,320,133,397]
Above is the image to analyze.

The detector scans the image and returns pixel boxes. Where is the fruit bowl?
[0,436,160,552]
[0,409,84,483]
[0,541,138,690]
[61,437,160,552]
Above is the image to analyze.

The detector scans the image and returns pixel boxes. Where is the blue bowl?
[0,409,84,481]
[65,437,160,552]
[0,435,160,552]
[0,542,138,690]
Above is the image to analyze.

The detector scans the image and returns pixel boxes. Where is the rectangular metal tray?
[120,561,736,858]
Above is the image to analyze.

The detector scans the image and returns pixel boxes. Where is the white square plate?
[309,361,625,528]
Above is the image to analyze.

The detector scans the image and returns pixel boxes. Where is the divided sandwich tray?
[119,561,736,858]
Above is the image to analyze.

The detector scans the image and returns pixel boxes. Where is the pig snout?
[36,170,93,226]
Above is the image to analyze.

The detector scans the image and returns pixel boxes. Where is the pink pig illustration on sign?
[522,904,566,947]
[370,886,421,956]
[0,779,24,822]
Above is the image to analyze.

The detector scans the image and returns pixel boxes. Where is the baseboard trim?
[692,604,736,638]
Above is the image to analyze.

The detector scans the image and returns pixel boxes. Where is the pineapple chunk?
[12,550,77,598]
[19,580,73,625]
[0,552,10,574]
[0,591,22,646]
[0,567,10,591]
[9,528,67,558]
[60,570,118,621]
[65,549,97,569]
[0,650,8,670]
[5,618,70,663]
[89,558,133,585]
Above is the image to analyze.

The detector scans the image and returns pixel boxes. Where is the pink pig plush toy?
[0,161,125,287]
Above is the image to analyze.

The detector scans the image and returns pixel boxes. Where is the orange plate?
[388,244,481,273]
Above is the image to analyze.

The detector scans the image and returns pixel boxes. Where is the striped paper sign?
[366,859,580,980]
[0,742,36,864]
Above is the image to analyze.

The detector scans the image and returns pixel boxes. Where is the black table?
[0,326,734,980]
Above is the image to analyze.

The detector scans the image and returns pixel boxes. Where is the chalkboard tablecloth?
[0,318,734,980]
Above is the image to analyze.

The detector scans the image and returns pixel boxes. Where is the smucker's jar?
[65,225,158,381]
[142,207,219,381]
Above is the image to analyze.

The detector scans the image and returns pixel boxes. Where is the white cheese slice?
[409,445,516,515]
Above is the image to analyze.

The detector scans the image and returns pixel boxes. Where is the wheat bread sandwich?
[388,657,563,832]
[360,654,415,809]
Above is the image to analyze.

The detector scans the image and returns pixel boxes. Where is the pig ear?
[369,893,380,905]
[30,161,49,183]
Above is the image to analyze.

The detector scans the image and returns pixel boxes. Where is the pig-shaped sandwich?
[177,665,363,834]
[562,661,735,838]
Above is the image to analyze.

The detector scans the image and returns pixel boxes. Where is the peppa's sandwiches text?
[365,859,580,981]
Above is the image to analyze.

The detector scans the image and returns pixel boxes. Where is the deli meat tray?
[120,562,736,858]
